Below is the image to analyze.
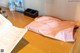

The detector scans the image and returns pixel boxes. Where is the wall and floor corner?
[24,0,77,21]
[0,0,80,22]
[0,0,80,53]
[71,3,80,53]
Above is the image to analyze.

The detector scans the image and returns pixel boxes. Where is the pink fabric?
[26,21,44,34]
[39,26,74,42]
[25,16,75,42]
[35,16,61,22]
[26,16,61,34]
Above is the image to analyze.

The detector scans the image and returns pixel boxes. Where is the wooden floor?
[71,28,80,53]
[12,30,75,53]
[4,8,79,53]
[10,15,75,53]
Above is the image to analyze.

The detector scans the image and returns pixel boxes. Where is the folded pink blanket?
[25,16,76,42]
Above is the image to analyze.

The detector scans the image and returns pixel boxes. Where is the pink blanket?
[25,16,76,42]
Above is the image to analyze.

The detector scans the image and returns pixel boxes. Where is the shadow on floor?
[11,38,29,53]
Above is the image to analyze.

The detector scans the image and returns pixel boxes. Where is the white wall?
[0,0,79,21]
[0,0,9,7]
[75,3,80,22]
[24,0,77,20]
[24,0,44,16]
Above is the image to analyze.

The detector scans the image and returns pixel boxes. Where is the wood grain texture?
[4,8,78,53]
[71,27,80,53]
